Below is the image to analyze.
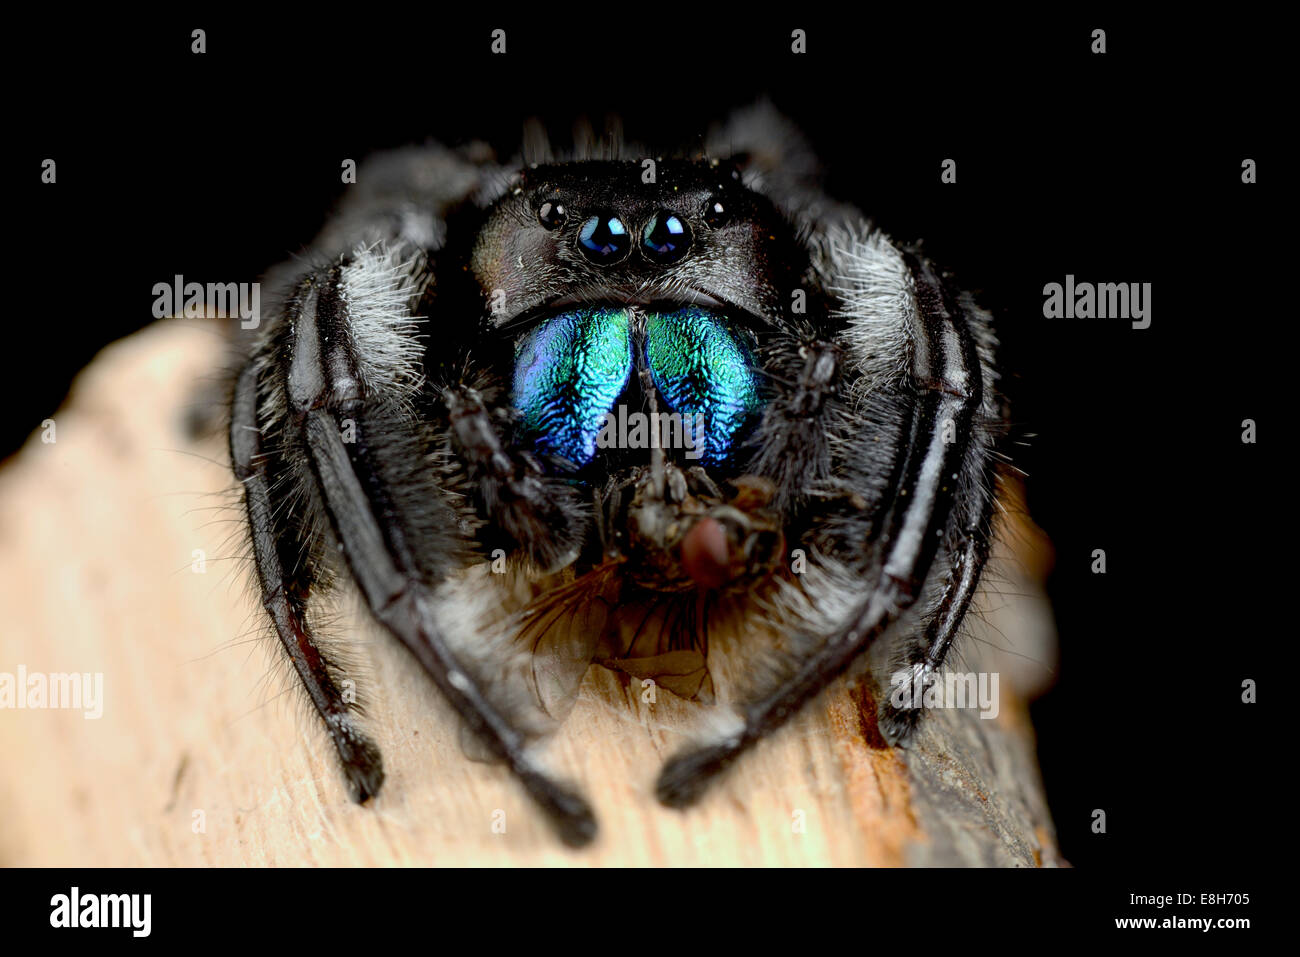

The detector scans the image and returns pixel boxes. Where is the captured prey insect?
[229,106,1005,847]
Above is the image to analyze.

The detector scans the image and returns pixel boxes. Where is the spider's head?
[469,159,810,591]
[472,159,802,327]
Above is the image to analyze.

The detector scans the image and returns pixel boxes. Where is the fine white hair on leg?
[339,242,428,408]
[816,222,917,397]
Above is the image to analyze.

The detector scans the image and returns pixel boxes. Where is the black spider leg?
[287,272,597,847]
[656,254,985,808]
[745,333,843,512]
[875,450,998,745]
[231,362,385,802]
[441,382,584,572]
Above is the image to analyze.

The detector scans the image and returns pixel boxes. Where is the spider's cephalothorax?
[230,109,1004,846]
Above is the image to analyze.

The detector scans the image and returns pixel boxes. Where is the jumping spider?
[230,108,1004,846]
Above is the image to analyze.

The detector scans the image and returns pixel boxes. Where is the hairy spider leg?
[655,254,990,808]
[254,263,597,846]
[231,361,385,802]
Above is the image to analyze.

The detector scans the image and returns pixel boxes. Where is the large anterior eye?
[644,307,763,466]
[512,307,633,468]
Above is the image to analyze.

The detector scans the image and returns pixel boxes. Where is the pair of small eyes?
[537,199,730,266]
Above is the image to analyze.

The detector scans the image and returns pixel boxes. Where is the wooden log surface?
[0,318,1063,866]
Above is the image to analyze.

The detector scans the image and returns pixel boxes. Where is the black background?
[11,12,1280,871]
